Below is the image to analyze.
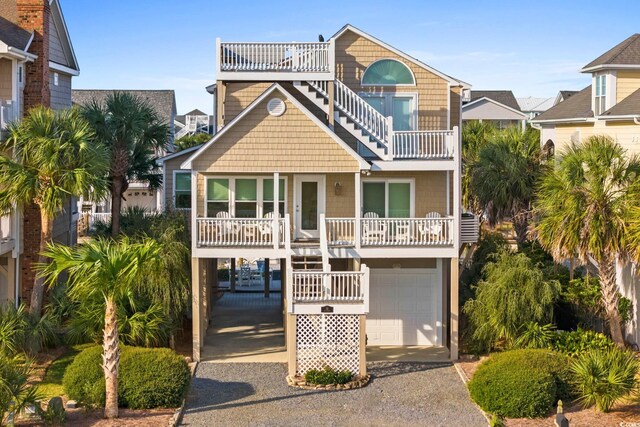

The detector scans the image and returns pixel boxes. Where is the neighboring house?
[554,90,578,105]
[516,96,554,120]
[72,89,177,216]
[462,90,527,130]
[205,83,218,131]
[174,108,214,140]
[0,0,80,306]
[532,33,640,345]
[175,24,479,377]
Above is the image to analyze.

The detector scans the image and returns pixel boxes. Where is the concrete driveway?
[181,362,487,427]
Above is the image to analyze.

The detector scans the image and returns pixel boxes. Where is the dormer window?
[595,74,606,115]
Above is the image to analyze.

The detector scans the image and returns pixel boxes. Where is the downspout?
[13,205,20,308]
[530,123,542,130]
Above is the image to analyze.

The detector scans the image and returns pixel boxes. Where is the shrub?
[63,345,190,409]
[552,329,614,357]
[0,304,57,356]
[304,367,353,385]
[468,349,570,418]
[0,354,39,419]
[570,348,639,412]
[463,252,561,351]
[514,322,556,349]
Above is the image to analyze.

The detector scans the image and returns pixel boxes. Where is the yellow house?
[532,33,640,346]
[166,24,478,377]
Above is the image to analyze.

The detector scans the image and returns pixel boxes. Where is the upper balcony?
[216,38,336,81]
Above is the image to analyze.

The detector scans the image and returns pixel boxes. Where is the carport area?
[200,292,286,362]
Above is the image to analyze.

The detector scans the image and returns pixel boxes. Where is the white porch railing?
[393,130,455,159]
[324,217,455,247]
[0,100,18,129]
[196,217,287,248]
[0,213,12,241]
[291,265,369,305]
[218,40,334,76]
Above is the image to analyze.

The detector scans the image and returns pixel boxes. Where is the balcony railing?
[217,39,335,80]
[326,217,455,247]
[393,130,455,159]
[196,217,287,248]
[291,267,368,304]
[0,100,18,129]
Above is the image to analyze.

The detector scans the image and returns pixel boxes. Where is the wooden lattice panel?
[295,314,361,376]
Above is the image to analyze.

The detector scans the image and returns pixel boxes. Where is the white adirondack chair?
[362,212,387,243]
[418,212,443,242]
[215,211,238,242]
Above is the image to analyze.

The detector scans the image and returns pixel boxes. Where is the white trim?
[204,175,288,218]
[48,61,79,76]
[461,96,528,119]
[531,117,591,124]
[162,163,166,210]
[331,24,468,87]
[293,174,325,239]
[361,58,416,87]
[173,170,192,210]
[370,160,455,171]
[49,0,80,73]
[361,178,415,218]
[581,64,640,73]
[157,144,204,165]
[181,84,370,170]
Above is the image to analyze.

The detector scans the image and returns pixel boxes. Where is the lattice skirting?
[295,314,361,376]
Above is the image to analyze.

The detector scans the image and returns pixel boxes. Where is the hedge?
[63,345,190,409]
[468,349,570,418]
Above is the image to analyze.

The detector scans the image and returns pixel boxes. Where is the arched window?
[362,59,415,86]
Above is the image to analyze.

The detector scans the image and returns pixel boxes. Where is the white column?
[191,170,197,253]
[273,172,279,249]
[452,126,461,254]
[355,172,361,249]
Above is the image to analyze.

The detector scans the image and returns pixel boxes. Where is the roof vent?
[267,98,286,116]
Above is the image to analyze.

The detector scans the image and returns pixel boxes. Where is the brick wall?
[16,0,51,306]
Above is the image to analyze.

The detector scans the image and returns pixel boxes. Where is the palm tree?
[470,126,542,244]
[461,120,495,214]
[535,136,640,346]
[81,92,169,237]
[38,238,160,419]
[0,106,109,315]
[174,132,210,152]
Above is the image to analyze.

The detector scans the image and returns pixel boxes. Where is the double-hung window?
[263,178,286,217]
[235,179,257,218]
[362,180,412,218]
[174,172,191,209]
[595,74,607,115]
[206,178,230,217]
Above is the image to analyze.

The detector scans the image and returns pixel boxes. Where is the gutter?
[7,46,37,62]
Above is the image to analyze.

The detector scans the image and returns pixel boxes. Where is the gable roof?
[582,34,640,72]
[331,24,470,88]
[462,96,528,120]
[468,90,521,111]
[531,86,593,123]
[600,88,640,119]
[72,90,177,124]
[0,16,31,50]
[517,96,554,112]
[158,144,205,164]
[48,0,79,74]
[182,83,369,170]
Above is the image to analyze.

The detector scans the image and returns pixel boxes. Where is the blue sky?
[64,0,640,114]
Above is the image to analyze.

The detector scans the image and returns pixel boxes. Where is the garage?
[366,267,442,346]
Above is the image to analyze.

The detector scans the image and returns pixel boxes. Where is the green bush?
[552,329,614,357]
[304,367,353,385]
[468,349,571,418]
[63,345,190,409]
[570,348,639,412]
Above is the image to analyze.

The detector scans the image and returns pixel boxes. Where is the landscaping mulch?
[458,357,640,427]
[16,408,175,427]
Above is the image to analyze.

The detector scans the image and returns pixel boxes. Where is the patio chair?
[418,212,443,242]
[361,212,387,244]
[257,211,280,243]
[215,211,238,243]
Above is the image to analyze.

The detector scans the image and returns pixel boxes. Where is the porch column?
[359,314,367,376]
[280,259,286,316]
[354,172,361,249]
[327,81,335,127]
[264,258,270,298]
[206,258,217,323]
[230,258,236,293]
[450,257,459,360]
[273,172,279,249]
[191,257,206,362]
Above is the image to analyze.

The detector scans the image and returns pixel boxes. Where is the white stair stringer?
[294,81,391,160]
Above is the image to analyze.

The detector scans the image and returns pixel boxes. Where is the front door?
[294,175,325,239]
[361,93,417,131]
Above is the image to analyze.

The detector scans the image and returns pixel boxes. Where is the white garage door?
[366,268,442,346]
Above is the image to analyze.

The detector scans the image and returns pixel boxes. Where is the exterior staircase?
[290,255,323,271]
[294,80,392,160]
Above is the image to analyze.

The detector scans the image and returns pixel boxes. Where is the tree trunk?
[111,176,123,238]
[29,210,53,317]
[599,256,625,346]
[103,297,119,419]
[512,214,529,245]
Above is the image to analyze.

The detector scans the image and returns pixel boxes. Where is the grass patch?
[37,344,94,399]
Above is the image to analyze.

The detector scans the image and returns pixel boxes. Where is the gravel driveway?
[181,362,486,427]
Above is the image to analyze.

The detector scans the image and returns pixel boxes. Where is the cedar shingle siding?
[335,29,450,130]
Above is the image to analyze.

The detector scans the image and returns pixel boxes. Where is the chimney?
[16,0,50,109]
